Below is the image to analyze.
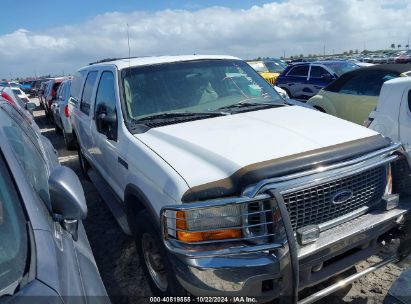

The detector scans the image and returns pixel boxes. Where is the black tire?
[55,123,62,134]
[134,210,186,296]
[64,132,76,150]
[77,141,91,181]
[280,87,292,98]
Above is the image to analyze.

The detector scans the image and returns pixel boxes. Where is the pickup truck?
[68,55,411,302]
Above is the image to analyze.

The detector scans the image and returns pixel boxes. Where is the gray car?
[52,79,76,150]
[0,99,109,303]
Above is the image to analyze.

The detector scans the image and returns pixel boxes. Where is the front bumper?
[169,199,411,300]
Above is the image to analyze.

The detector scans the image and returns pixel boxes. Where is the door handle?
[118,157,128,169]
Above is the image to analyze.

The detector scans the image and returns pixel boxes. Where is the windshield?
[264,61,285,73]
[323,61,359,76]
[0,156,28,296]
[122,59,284,120]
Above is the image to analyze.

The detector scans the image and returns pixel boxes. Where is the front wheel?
[134,210,186,296]
[63,132,76,150]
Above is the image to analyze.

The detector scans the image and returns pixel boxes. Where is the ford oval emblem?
[332,190,353,205]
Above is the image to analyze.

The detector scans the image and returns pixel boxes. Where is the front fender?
[307,94,337,116]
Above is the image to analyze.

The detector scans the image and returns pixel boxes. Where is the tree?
[398,44,402,50]
[406,44,410,50]
[355,49,359,54]
[349,50,354,54]
[391,43,396,50]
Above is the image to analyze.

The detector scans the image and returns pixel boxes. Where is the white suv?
[69,55,411,301]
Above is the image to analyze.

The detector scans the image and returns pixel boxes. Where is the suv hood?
[136,106,386,201]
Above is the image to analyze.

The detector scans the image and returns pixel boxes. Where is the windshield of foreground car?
[323,61,360,76]
[122,59,284,120]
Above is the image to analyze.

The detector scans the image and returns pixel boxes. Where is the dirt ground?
[32,99,411,304]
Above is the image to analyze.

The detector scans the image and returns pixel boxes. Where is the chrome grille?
[282,166,387,231]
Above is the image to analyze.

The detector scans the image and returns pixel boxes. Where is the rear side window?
[0,154,28,296]
[310,66,331,78]
[287,65,309,77]
[80,71,98,115]
[335,72,399,96]
[408,90,411,112]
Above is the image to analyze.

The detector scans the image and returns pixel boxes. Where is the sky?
[0,0,410,79]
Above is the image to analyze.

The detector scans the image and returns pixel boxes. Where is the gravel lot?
[31,98,411,304]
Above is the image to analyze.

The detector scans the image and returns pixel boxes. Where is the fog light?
[297,225,320,245]
[382,194,399,211]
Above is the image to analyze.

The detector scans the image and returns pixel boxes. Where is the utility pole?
[323,45,326,57]
[283,49,285,59]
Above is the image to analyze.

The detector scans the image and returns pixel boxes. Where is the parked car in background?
[0,100,109,303]
[0,85,36,117]
[275,60,359,100]
[38,81,49,107]
[366,77,411,150]
[52,79,76,149]
[247,59,285,85]
[10,86,30,103]
[43,77,67,122]
[8,82,21,89]
[69,55,411,302]
[395,50,411,63]
[307,64,411,125]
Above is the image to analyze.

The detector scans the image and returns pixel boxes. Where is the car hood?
[136,106,385,201]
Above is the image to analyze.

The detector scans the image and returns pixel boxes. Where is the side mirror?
[25,102,36,114]
[49,166,87,240]
[96,111,117,141]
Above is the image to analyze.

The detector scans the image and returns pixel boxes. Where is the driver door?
[90,70,123,197]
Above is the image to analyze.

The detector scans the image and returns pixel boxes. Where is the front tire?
[63,132,76,150]
[134,210,186,296]
[55,122,62,134]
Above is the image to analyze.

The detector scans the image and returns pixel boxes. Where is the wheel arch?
[124,184,161,233]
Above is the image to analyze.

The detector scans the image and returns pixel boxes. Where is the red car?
[395,51,411,63]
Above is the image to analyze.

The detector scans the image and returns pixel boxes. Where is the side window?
[94,71,117,137]
[70,70,87,100]
[80,71,98,115]
[3,120,51,210]
[64,82,71,101]
[287,65,309,77]
[0,154,28,295]
[56,83,64,100]
[310,66,331,78]
[408,90,411,112]
[337,76,362,95]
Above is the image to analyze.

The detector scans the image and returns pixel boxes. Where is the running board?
[298,256,398,304]
[88,169,132,235]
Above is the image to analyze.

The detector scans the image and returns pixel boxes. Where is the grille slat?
[282,166,386,231]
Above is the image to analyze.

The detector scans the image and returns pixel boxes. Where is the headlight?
[176,205,242,243]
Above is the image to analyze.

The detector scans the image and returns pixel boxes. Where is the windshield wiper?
[217,101,285,112]
[136,111,229,122]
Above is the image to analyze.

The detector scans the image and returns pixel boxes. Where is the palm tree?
[398,44,402,50]
[391,43,396,50]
